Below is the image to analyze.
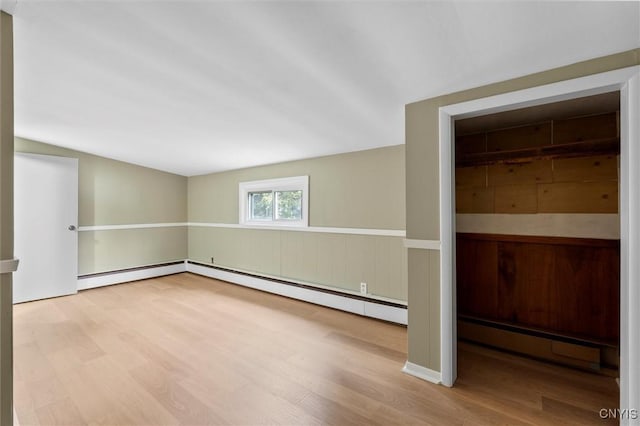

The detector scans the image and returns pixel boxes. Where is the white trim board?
[456,214,620,240]
[186,262,408,325]
[404,239,441,250]
[619,67,639,423]
[437,66,639,412]
[76,222,405,237]
[77,262,186,290]
[78,223,187,232]
[402,362,442,385]
[0,258,19,274]
[189,222,406,237]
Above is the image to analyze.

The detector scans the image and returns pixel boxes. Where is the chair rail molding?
[0,258,18,274]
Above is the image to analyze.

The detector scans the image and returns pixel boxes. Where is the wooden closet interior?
[454,91,620,376]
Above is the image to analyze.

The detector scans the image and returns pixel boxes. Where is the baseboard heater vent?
[77,261,187,290]
[186,260,408,325]
[458,316,618,375]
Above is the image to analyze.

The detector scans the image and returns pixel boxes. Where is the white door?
[13,153,78,303]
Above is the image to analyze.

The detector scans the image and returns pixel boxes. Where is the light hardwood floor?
[14,273,618,425]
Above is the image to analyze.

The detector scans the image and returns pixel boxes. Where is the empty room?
[1,1,639,425]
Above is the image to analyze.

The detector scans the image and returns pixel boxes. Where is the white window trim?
[239,176,309,228]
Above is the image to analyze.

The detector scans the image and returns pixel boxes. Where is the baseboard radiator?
[76,260,408,325]
[458,316,618,376]
[186,260,408,325]
[77,261,186,290]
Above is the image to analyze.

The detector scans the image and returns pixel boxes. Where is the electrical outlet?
[360,282,367,295]
[210,257,214,264]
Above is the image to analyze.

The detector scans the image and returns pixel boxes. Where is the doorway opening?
[437,65,639,412]
[452,92,621,412]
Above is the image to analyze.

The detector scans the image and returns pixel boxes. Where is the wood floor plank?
[53,369,131,425]
[35,398,85,426]
[129,362,215,425]
[14,272,618,425]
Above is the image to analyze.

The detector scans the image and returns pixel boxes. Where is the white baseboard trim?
[186,262,408,325]
[402,361,442,385]
[364,301,408,324]
[77,261,187,290]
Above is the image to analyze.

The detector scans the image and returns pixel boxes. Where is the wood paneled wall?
[188,227,407,301]
[455,112,619,214]
[456,233,619,343]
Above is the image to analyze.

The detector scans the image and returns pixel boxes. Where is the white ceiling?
[12,1,640,176]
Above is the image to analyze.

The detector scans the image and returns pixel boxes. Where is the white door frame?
[438,66,640,414]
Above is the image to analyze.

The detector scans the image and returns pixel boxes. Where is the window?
[239,176,309,227]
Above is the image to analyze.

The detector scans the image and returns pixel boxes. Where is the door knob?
[68,225,77,231]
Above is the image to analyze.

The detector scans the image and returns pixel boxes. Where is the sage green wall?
[0,11,13,426]
[188,145,408,301]
[15,138,188,275]
[189,145,405,229]
[405,49,640,370]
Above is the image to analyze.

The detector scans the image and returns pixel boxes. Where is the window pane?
[249,191,273,220]
[275,190,302,220]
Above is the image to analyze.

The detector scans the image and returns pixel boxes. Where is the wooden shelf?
[456,137,619,167]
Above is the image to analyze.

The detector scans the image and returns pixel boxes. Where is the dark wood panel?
[551,246,620,341]
[456,239,498,319]
[497,242,554,329]
[456,233,619,344]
